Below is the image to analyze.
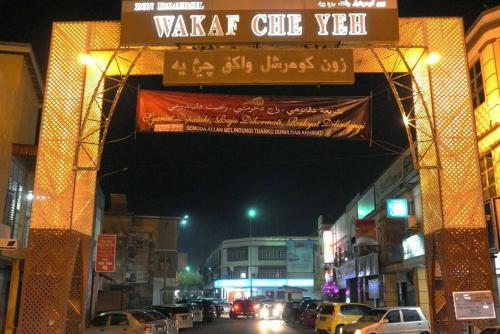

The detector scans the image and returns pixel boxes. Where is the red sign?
[355,219,377,246]
[136,90,371,140]
[96,235,117,273]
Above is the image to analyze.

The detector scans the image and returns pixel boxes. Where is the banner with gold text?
[136,90,371,140]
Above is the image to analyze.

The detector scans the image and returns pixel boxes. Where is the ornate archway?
[17,18,492,333]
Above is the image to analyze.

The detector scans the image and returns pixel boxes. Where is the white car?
[189,302,204,325]
[341,307,431,334]
[146,305,193,329]
[144,310,178,334]
[85,310,170,334]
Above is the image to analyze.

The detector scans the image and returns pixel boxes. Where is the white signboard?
[453,291,496,320]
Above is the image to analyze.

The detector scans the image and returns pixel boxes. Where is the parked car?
[341,307,430,334]
[481,326,500,334]
[191,300,216,322]
[302,301,321,327]
[86,310,169,334]
[144,310,179,334]
[257,302,284,319]
[229,299,258,319]
[281,300,302,323]
[145,305,194,329]
[315,302,372,334]
[189,302,204,326]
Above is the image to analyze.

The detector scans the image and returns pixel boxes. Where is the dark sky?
[0,0,494,268]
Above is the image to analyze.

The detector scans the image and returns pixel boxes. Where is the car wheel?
[335,324,344,334]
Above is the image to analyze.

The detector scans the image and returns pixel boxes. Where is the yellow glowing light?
[79,54,95,66]
[403,114,410,126]
[427,52,441,65]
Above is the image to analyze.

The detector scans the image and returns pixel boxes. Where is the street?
[186,318,314,334]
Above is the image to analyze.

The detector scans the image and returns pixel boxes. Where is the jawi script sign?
[136,90,371,140]
[121,0,399,46]
[164,49,354,85]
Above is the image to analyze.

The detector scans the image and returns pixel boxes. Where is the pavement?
[185,318,315,334]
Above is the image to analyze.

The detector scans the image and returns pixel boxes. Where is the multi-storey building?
[322,149,430,317]
[0,42,43,334]
[204,236,320,302]
[466,5,500,319]
[95,194,179,312]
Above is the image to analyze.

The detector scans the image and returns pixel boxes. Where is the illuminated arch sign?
[121,0,399,46]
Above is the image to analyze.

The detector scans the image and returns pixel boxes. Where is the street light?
[181,219,188,226]
[247,208,257,298]
[186,266,191,272]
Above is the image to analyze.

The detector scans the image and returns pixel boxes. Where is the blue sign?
[387,199,409,218]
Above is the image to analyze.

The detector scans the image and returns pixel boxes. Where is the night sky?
[0,0,494,269]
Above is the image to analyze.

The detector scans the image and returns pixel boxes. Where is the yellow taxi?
[315,302,372,334]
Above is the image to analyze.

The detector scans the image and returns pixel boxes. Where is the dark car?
[229,299,258,319]
[281,301,301,323]
[302,301,321,327]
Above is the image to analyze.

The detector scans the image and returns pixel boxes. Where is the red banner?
[136,90,370,140]
[96,235,117,273]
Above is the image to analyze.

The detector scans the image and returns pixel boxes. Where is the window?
[227,247,248,261]
[130,311,154,323]
[109,314,129,326]
[3,160,25,238]
[319,304,334,315]
[227,266,247,279]
[402,309,421,322]
[341,304,372,315]
[307,303,318,310]
[385,310,401,323]
[258,246,286,260]
[89,315,109,327]
[257,266,286,278]
[469,60,485,109]
[480,152,497,200]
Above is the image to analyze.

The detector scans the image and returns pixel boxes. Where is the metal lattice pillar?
[17,22,99,333]
[411,19,495,333]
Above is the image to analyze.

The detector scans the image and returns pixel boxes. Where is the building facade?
[466,5,500,320]
[0,42,43,333]
[204,236,320,302]
[95,194,179,312]
[321,149,430,317]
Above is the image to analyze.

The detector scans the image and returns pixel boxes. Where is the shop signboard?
[357,187,375,219]
[387,199,409,218]
[337,259,356,289]
[355,219,377,246]
[453,291,496,320]
[121,0,399,46]
[96,235,117,273]
[356,253,379,277]
[164,49,354,85]
[286,240,314,273]
[136,90,371,140]
[368,278,380,299]
[403,234,425,260]
[323,230,335,264]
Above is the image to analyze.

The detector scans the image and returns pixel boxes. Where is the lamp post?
[247,208,257,298]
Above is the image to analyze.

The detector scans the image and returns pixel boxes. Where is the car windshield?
[145,310,166,320]
[130,311,155,323]
[358,309,388,322]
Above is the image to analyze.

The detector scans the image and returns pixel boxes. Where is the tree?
[177,271,203,292]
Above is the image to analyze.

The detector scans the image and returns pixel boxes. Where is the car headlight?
[355,330,362,334]
[274,304,283,311]
[272,308,281,317]
[260,308,270,318]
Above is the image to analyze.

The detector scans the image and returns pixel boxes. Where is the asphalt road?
[185,318,315,334]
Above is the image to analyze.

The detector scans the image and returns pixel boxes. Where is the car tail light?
[254,304,259,310]
[143,324,152,334]
[234,304,239,311]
